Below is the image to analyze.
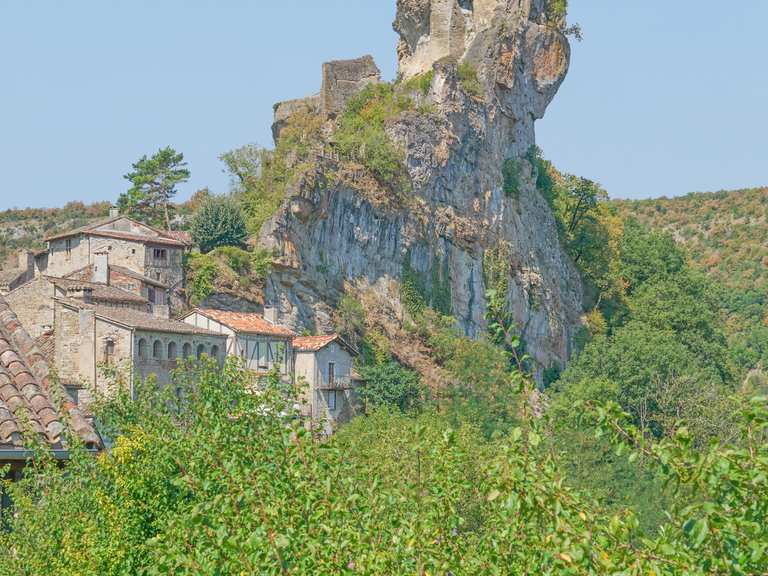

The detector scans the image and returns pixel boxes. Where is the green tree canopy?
[190,195,248,253]
[119,146,190,229]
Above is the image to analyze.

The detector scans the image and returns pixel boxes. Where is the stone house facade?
[4,275,150,339]
[181,309,296,377]
[292,335,361,431]
[41,214,189,313]
[54,297,226,400]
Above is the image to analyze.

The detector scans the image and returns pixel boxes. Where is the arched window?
[211,345,219,360]
[196,344,206,359]
[182,342,192,359]
[153,340,163,360]
[137,338,148,360]
[167,341,178,361]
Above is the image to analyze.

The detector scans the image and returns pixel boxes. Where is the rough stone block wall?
[54,302,85,385]
[46,236,90,277]
[320,55,381,117]
[143,245,184,288]
[4,277,55,338]
[272,95,321,143]
[90,237,147,275]
[94,318,133,395]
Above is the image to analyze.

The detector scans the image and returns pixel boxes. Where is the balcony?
[317,376,355,390]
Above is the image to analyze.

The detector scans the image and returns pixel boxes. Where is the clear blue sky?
[0,1,765,210]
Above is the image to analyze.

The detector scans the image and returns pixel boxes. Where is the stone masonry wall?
[4,277,55,338]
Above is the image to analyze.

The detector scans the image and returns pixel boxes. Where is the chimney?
[93,251,109,285]
[18,250,35,279]
[264,304,279,325]
[66,285,93,304]
[109,206,119,218]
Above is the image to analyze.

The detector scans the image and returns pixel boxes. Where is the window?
[182,342,192,359]
[64,385,80,405]
[153,248,167,262]
[147,287,156,304]
[211,345,219,360]
[137,338,148,360]
[327,390,337,411]
[65,239,72,259]
[153,340,163,360]
[196,344,206,359]
[258,341,268,369]
[103,339,115,365]
[328,362,336,387]
[167,341,178,361]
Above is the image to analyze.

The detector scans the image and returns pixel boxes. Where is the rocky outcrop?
[260,0,582,380]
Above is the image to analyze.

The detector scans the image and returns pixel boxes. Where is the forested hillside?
[614,187,768,294]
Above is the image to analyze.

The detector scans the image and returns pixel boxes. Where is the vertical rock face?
[261,0,582,380]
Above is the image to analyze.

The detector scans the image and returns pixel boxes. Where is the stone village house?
[182,309,361,429]
[0,211,360,429]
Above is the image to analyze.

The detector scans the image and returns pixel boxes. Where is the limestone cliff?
[260,0,582,379]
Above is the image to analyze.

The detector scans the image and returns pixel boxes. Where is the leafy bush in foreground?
[0,359,766,574]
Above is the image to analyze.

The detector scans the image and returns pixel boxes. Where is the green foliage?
[336,83,413,193]
[185,246,271,306]
[357,361,426,413]
[402,70,434,96]
[226,112,324,235]
[457,61,483,99]
[119,146,190,229]
[1,356,767,572]
[190,194,247,253]
[334,294,366,348]
[185,252,217,306]
[501,158,521,198]
[400,251,452,317]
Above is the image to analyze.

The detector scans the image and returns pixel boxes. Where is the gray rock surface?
[260,0,582,379]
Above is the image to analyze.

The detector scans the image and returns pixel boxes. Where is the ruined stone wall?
[320,55,381,117]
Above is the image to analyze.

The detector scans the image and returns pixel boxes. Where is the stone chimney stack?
[109,206,119,218]
[263,304,279,325]
[93,252,109,285]
[67,285,93,305]
[18,250,35,278]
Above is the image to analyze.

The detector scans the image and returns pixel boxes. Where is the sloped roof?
[65,264,168,289]
[0,268,25,287]
[292,334,339,352]
[193,309,295,337]
[49,276,149,305]
[58,299,223,337]
[44,215,187,247]
[0,297,101,453]
[34,331,55,365]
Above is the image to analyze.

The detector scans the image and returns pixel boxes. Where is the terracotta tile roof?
[66,264,168,289]
[162,230,193,245]
[33,331,55,365]
[49,276,149,305]
[293,334,340,352]
[194,309,295,337]
[44,216,186,247]
[0,297,101,453]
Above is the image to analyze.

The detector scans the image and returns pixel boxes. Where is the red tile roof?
[0,297,101,453]
[194,309,295,337]
[293,334,339,352]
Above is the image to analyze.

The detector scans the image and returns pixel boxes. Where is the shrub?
[357,360,426,413]
[334,294,366,347]
[190,195,247,253]
[336,83,413,192]
[186,253,217,306]
[403,70,434,96]
[502,158,521,197]
[457,61,483,99]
